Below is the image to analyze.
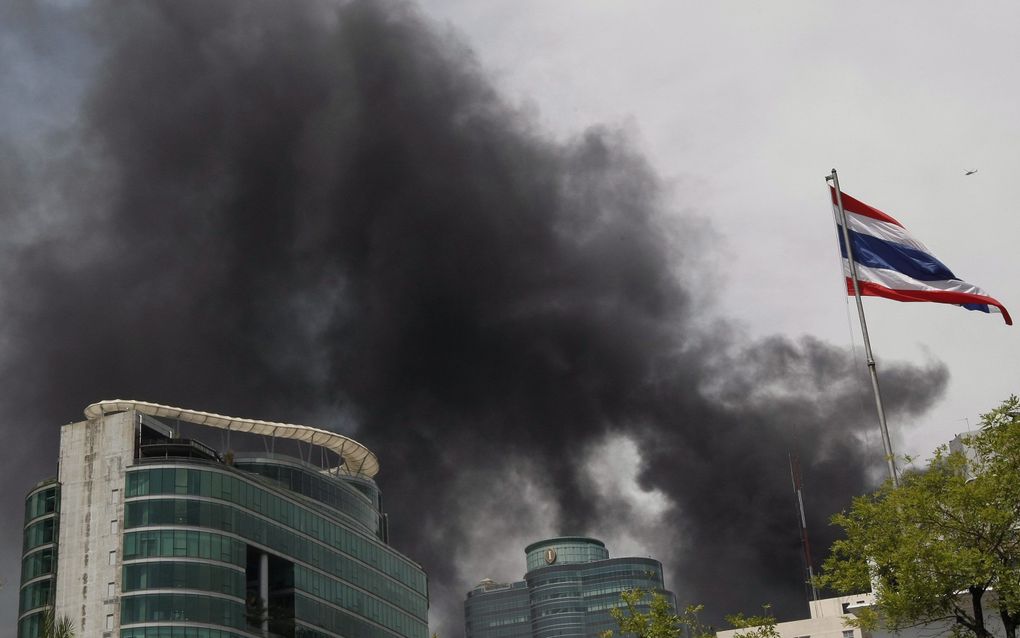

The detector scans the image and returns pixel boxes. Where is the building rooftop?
[523,536,605,554]
[84,399,380,477]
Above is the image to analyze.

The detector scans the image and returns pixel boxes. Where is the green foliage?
[818,396,1020,638]
[42,607,76,638]
[601,589,713,638]
[678,603,716,638]
[725,604,780,638]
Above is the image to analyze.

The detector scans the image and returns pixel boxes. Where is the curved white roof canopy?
[84,399,379,478]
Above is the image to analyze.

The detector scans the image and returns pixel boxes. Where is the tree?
[819,396,1020,638]
[725,604,780,638]
[601,589,713,638]
[41,607,76,638]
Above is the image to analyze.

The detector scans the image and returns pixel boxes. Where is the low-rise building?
[717,595,873,638]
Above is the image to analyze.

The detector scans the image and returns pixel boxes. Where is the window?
[108,582,116,597]
[110,520,118,534]
[19,580,54,611]
[23,518,56,551]
[121,562,245,598]
[108,550,116,566]
[843,631,855,638]
[105,614,113,630]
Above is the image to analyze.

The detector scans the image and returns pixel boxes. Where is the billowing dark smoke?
[0,0,947,633]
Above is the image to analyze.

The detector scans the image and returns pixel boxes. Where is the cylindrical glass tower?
[18,480,59,638]
[465,536,675,638]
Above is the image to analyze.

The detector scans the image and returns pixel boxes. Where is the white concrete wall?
[55,410,135,637]
[716,595,873,638]
[715,593,1012,638]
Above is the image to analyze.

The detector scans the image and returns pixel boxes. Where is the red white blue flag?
[831,188,1012,325]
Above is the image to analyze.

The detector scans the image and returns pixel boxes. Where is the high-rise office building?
[464,536,675,638]
[18,400,429,638]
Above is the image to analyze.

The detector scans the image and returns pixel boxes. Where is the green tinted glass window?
[17,610,45,638]
[24,486,58,522]
[23,518,56,552]
[296,594,427,638]
[21,547,55,583]
[294,565,424,635]
[19,579,53,612]
[123,562,245,598]
[120,628,251,638]
[120,593,246,629]
[125,466,426,593]
[124,499,426,619]
[123,530,246,566]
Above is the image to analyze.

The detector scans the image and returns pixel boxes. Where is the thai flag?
[831,188,1012,325]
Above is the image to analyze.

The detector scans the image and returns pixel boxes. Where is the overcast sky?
[3,2,1019,635]
[415,0,1020,450]
[409,1,1020,623]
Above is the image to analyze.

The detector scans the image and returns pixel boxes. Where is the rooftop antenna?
[790,453,820,603]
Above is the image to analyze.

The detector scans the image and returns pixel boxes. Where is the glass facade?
[16,407,429,638]
[465,537,675,638]
[233,458,384,539]
[525,538,609,573]
[465,582,532,638]
[18,480,59,638]
[123,462,429,638]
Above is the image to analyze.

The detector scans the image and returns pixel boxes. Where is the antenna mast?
[790,453,820,603]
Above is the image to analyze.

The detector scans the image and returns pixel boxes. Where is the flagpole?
[827,168,899,487]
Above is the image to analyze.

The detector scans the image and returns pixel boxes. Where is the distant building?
[18,400,429,638]
[949,430,981,481]
[464,536,675,638]
[716,595,873,638]
[715,591,1015,638]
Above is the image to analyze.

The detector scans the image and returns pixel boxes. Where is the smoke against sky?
[0,1,951,634]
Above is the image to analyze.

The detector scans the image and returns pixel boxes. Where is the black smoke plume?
[0,1,947,633]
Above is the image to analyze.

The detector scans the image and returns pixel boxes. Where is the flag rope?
[827,169,899,487]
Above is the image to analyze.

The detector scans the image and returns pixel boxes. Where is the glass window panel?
[122,468,428,620]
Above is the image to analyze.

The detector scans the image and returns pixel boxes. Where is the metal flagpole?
[827,169,899,487]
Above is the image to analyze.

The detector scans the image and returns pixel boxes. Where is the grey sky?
[2,2,1018,636]
[408,0,1020,627]
[416,0,1020,448]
